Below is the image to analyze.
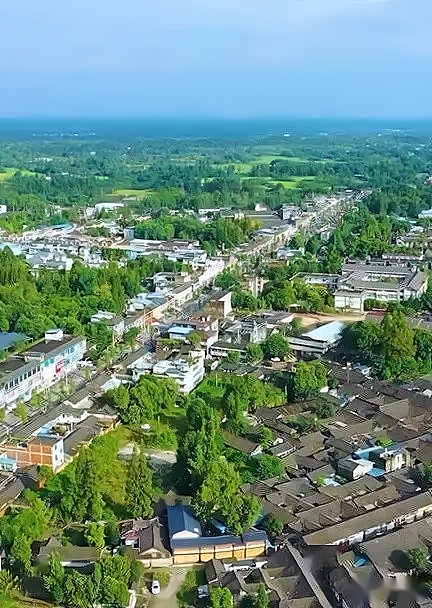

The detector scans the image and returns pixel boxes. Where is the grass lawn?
[0,167,36,180]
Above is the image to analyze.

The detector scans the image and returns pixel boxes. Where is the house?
[367,446,411,472]
[334,262,428,312]
[36,537,103,568]
[288,321,344,358]
[223,431,262,457]
[151,349,205,393]
[207,290,232,318]
[328,566,370,608]
[167,504,202,540]
[166,504,267,564]
[0,476,25,515]
[358,518,432,589]
[120,518,171,566]
[338,457,374,481]
[4,435,65,471]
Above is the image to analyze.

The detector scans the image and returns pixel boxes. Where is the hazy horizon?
[1,0,431,120]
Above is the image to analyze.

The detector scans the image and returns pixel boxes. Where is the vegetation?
[341,309,432,379]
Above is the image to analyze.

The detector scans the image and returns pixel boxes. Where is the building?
[120,518,171,566]
[91,311,125,338]
[303,492,432,547]
[334,262,428,312]
[151,350,205,393]
[4,435,65,471]
[207,291,232,318]
[288,321,344,358]
[0,330,87,409]
[337,457,374,481]
[166,504,267,565]
[167,505,202,540]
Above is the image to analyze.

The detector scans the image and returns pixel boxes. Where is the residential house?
[166,504,267,564]
[223,431,262,457]
[120,518,171,566]
[328,566,370,608]
[4,435,65,471]
[36,537,103,568]
[334,262,428,312]
[151,349,205,393]
[303,492,432,547]
[337,457,374,481]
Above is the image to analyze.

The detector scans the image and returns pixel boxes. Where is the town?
[1,153,432,608]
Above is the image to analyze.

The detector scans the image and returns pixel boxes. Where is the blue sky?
[1,0,431,118]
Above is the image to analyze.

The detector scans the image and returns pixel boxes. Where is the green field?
[107,188,151,197]
[0,166,36,180]
[242,175,317,189]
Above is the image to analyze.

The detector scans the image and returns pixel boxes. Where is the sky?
[1,0,431,119]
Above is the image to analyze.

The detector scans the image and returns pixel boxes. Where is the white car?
[151,580,161,595]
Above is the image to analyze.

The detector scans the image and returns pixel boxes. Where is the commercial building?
[0,330,87,409]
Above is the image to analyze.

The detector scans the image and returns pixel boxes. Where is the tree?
[246,343,264,363]
[10,535,32,574]
[125,448,155,518]
[227,350,240,363]
[262,333,290,359]
[292,360,327,401]
[257,426,274,449]
[210,587,233,608]
[254,583,269,608]
[257,455,284,479]
[407,547,431,576]
[85,522,105,549]
[187,330,202,348]
[123,327,140,350]
[262,514,284,536]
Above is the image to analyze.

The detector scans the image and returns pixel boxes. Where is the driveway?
[137,567,190,608]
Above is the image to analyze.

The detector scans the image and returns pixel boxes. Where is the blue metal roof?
[167,504,202,538]
[367,467,386,477]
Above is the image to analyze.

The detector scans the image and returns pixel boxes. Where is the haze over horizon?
[1,0,431,120]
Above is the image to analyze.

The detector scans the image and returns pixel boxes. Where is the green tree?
[10,535,32,574]
[262,333,290,359]
[85,522,105,549]
[246,343,264,363]
[407,547,431,576]
[254,583,269,608]
[125,449,155,518]
[261,514,284,536]
[210,587,233,608]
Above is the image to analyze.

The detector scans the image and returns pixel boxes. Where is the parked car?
[151,580,161,595]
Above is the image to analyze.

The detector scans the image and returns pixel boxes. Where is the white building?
[334,262,428,312]
[151,350,205,393]
[288,321,344,358]
[0,330,87,409]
